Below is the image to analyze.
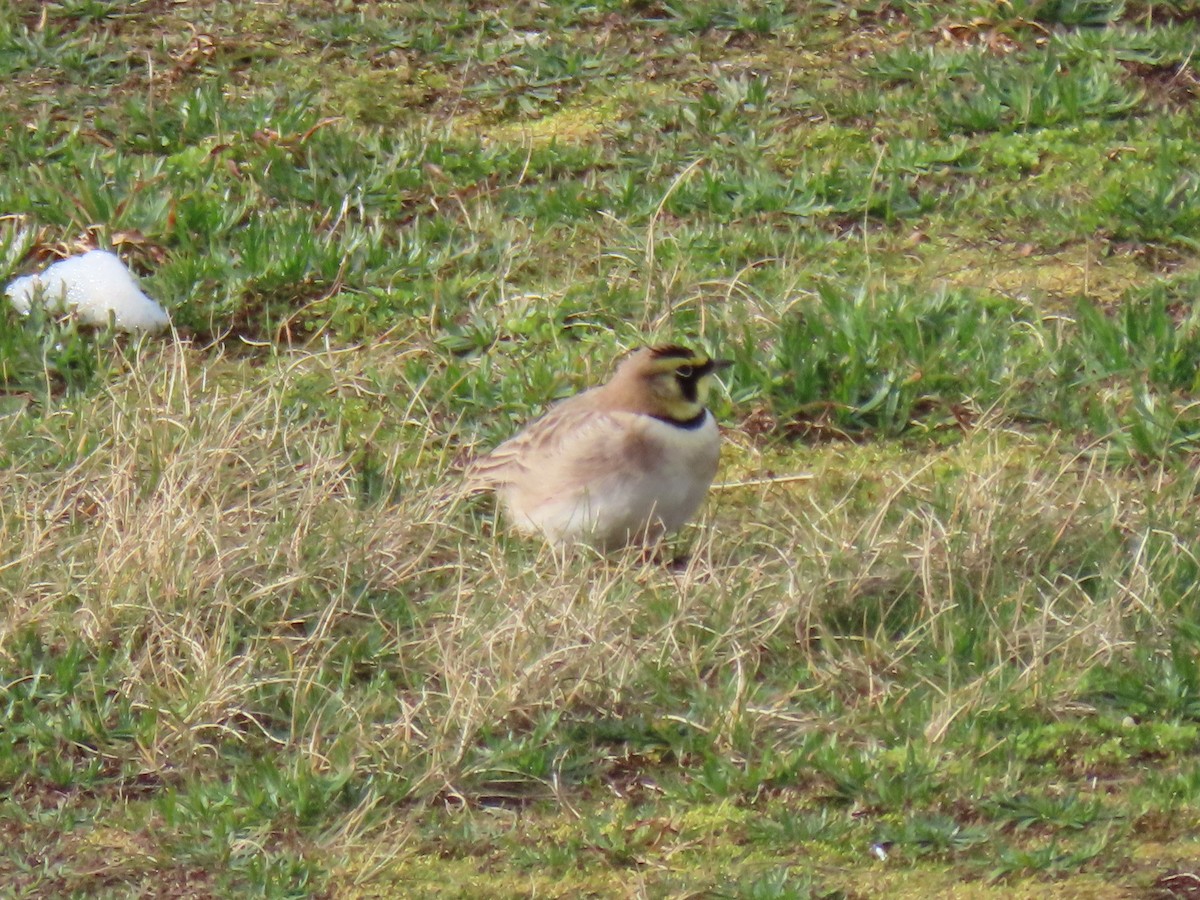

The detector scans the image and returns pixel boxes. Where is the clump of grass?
[0,299,123,398]
[772,284,1043,436]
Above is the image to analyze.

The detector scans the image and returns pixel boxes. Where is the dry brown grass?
[1,338,1176,792]
[3,336,1197,896]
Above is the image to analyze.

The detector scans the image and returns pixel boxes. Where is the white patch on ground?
[5,249,170,332]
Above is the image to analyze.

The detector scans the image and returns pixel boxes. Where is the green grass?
[6,0,1200,896]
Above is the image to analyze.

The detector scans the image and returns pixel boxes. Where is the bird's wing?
[464,404,646,492]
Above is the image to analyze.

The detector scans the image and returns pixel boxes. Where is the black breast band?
[651,410,707,430]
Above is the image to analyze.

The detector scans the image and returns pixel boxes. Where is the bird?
[464,344,732,549]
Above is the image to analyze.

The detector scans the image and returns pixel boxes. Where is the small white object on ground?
[5,249,170,332]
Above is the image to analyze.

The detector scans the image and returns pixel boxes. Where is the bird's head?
[612,344,732,424]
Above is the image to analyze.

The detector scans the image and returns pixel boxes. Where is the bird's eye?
[676,365,694,379]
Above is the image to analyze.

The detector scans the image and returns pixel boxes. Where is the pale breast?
[500,410,721,546]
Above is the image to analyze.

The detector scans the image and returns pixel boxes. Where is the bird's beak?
[708,358,733,372]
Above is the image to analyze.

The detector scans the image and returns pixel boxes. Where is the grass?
[6,0,1200,896]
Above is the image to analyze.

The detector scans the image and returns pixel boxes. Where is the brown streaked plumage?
[465,345,731,548]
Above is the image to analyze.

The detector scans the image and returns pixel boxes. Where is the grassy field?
[6,0,1200,896]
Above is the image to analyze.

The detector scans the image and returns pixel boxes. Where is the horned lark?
[465,345,732,549]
